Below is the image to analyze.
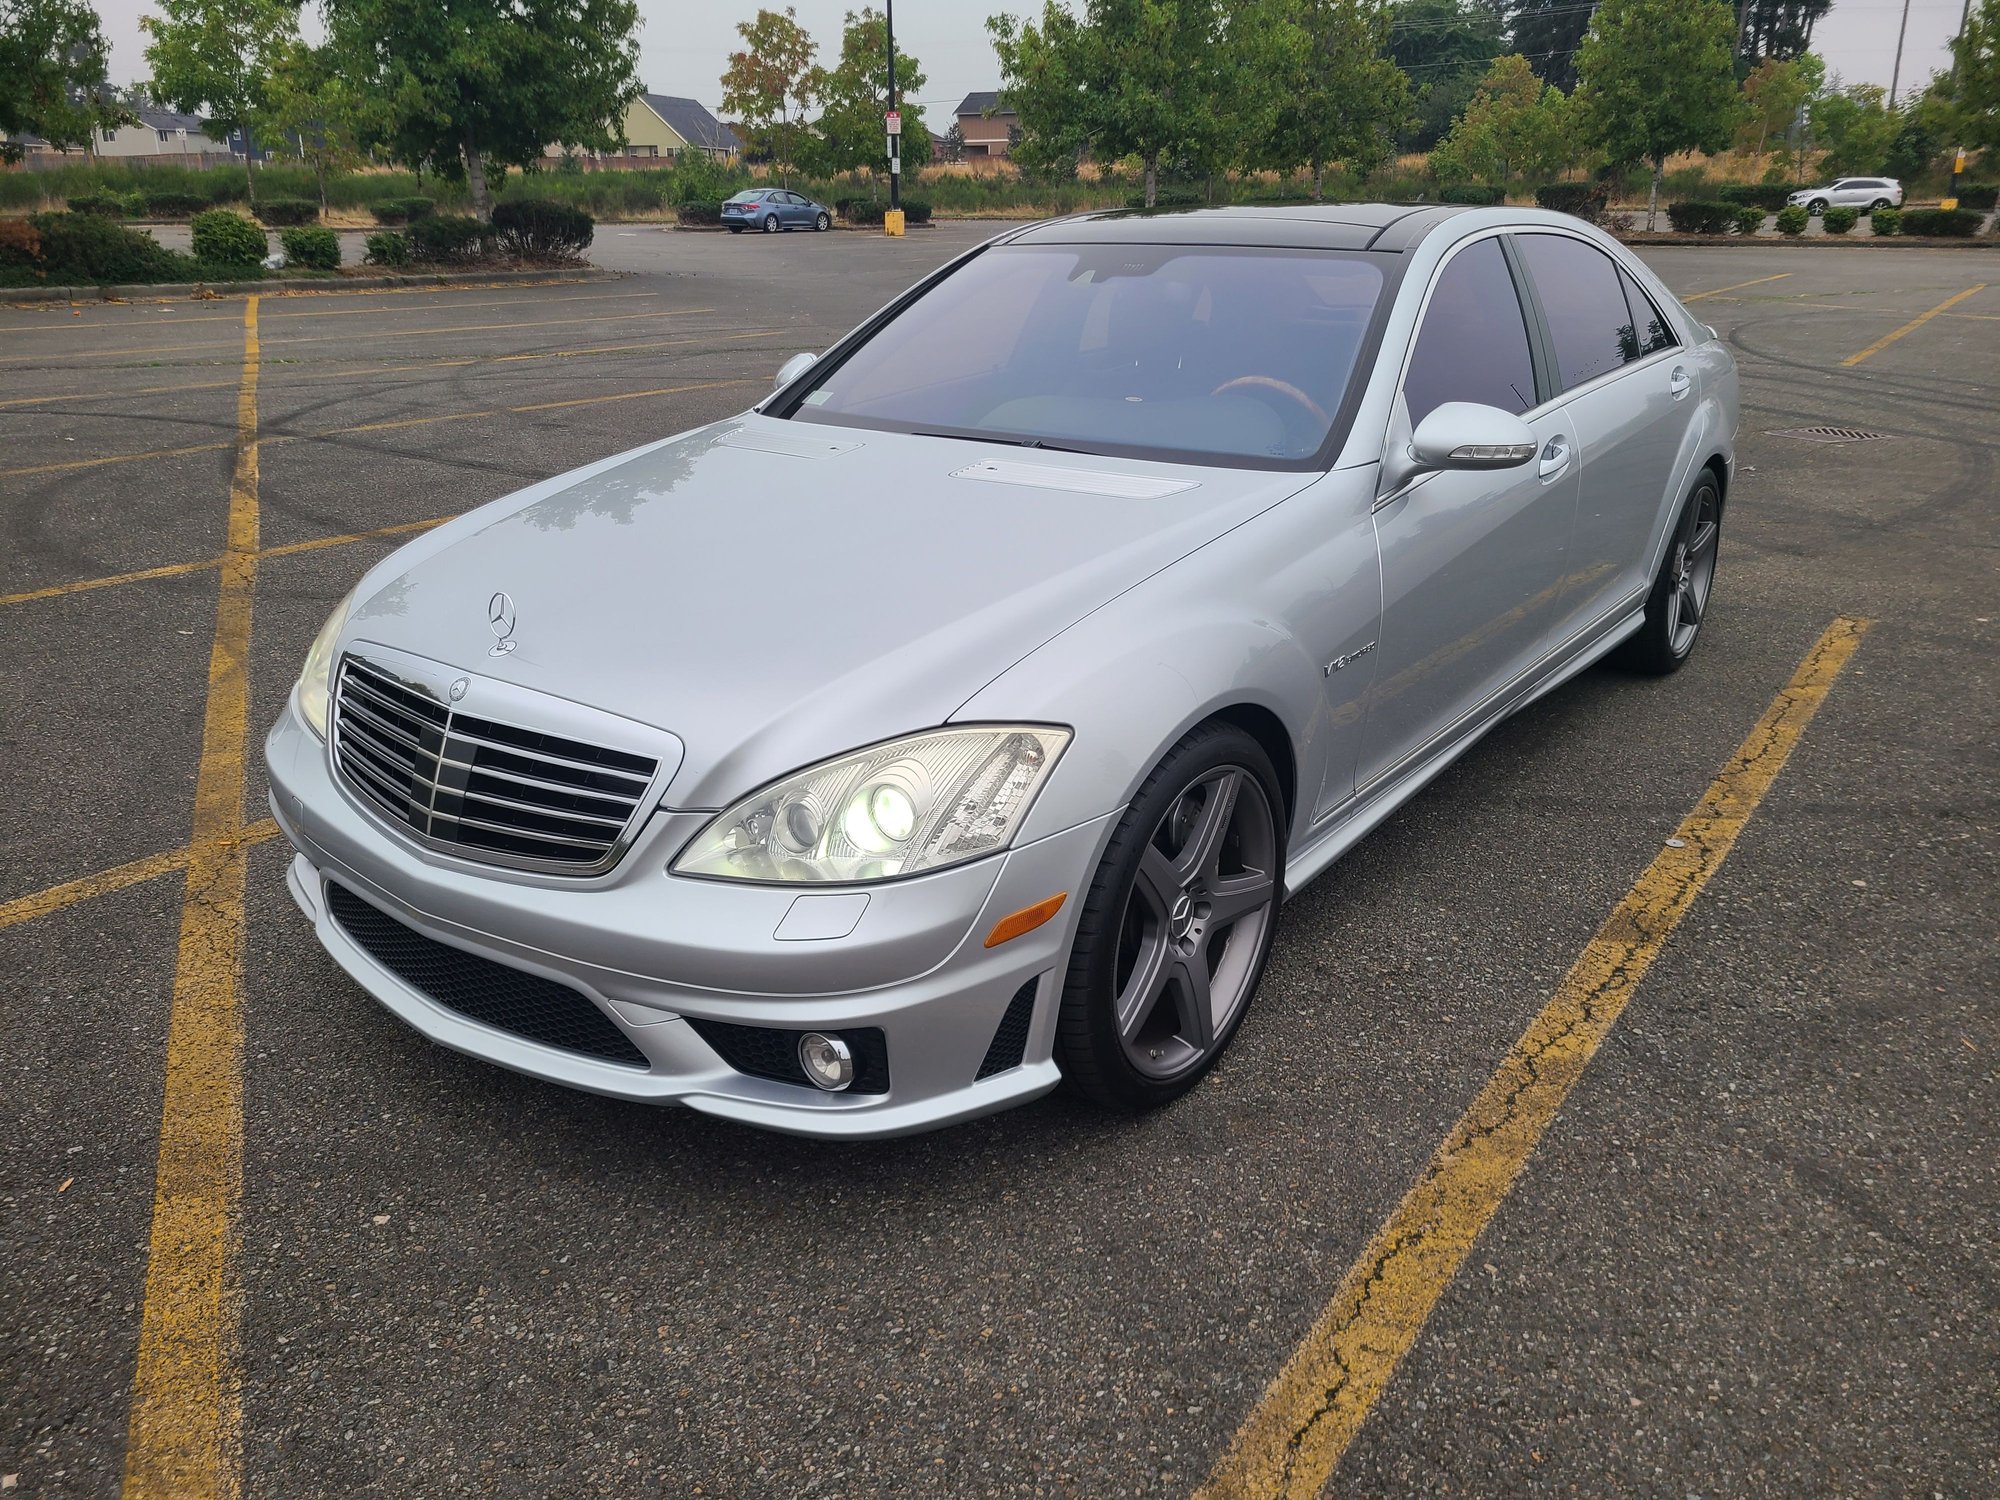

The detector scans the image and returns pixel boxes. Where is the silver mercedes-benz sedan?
[266,204,1737,1138]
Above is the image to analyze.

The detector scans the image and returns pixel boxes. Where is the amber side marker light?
[984,892,1067,949]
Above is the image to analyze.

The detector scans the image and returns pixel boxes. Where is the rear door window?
[1514,233,1641,392]
[1401,237,1538,427]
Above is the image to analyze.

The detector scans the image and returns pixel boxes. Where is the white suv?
[1788,178,1904,214]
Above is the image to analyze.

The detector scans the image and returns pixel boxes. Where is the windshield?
[784,243,1388,467]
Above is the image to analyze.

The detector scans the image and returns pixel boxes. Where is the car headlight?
[295,588,357,739]
[673,726,1071,884]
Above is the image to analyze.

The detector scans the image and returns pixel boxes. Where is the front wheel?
[814,211,831,231]
[1617,471,1721,675]
[1055,722,1285,1110]
[1808,198,1829,216]
[762,214,779,233]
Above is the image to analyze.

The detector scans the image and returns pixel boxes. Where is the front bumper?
[266,699,1115,1138]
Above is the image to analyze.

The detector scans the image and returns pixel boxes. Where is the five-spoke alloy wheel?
[1620,470,1723,674]
[1057,723,1284,1108]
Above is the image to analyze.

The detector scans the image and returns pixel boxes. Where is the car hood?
[343,415,1312,808]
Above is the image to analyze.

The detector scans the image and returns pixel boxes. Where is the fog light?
[798,1032,855,1092]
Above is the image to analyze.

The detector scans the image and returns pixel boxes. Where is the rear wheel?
[762,213,779,233]
[1055,722,1284,1110]
[1617,471,1721,675]
[727,225,744,234]
[1870,198,1891,212]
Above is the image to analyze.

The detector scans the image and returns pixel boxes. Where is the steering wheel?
[1209,375,1329,428]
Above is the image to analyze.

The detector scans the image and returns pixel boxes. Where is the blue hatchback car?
[722,189,834,234]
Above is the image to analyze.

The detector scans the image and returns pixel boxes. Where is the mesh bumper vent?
[326,882,647,1068]
[975,980,1040,1079]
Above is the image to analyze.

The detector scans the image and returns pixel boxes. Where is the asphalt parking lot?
[3,224,1995,1497]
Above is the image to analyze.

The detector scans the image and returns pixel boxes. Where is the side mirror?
[1408,402,1539,472]
[774,351,818,390]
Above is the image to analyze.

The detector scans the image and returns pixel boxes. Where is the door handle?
[1669,366,1692,399]
[1538,436,1571,480]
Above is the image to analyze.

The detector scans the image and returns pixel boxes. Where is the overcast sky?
[89,0,1972,123]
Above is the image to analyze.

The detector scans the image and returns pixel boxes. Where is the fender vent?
[1767,426,1888,445]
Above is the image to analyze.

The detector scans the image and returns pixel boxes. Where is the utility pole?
[884,0,904,235]
[1943,0,1974,209]
[1889,0,1914,107]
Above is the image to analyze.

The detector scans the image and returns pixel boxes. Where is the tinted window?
[1619,267,1676,356]
[1402,238,1537,426]
[1515,233,1638,391]
[789,245,1386,466]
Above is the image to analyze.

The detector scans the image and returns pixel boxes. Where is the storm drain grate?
[1768,426,1891,445]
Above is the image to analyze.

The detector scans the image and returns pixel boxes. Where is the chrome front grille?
[331,654,661,873]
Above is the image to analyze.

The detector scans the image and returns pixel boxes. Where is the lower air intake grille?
[976,980,1040,1079]
[685,1019,889,1095]
[326,882,647,1068]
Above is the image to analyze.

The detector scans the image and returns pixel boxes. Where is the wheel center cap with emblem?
[487,591,517,657]
[1169,891,1197,941]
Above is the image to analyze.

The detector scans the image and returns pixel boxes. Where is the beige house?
[954,92,1019,159]
[551,94,740,166]
[94,107,234,159]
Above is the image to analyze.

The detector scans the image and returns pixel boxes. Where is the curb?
[2,265,616,305]
[1616,234,1999,249]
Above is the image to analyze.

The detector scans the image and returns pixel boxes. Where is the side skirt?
[1283,600,1647,900]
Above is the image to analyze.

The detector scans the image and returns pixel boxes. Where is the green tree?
[1429,52,1579,186]
[0,0,132,153]
[1952,0,2000,152]
[255,43,367,217]
[326,0,639,221]
[1808,83,1897,176]
[720,7,821,187]
[141,0,297,206]
[1388,0,1503,150]
[1262,0,1411,197]
[1736,54,1816,159]
[1508,0,1597,93]
[989,0,1245,207]
[1576,0,1741,229]
[811,8,927,186]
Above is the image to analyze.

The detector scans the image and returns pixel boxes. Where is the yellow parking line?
[1841,284,1988,366]
[0,376,754,478]
[0,516,449,608]
[1197,616,1870,1500]
[0,821,279,932]
[122,297,264,1499]
[6,288,655,334]
[1681,272,1792,302]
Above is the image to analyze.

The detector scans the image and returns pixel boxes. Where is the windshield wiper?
[914,430,1096,456]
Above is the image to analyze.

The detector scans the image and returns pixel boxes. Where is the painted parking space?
[2,230,1994,1497]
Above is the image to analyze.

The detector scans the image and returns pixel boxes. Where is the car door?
[784,192,810,227]
[1511,231,1699,644]
[1357,233,1580,792]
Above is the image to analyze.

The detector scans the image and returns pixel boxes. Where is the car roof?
[1001,202,1470,253]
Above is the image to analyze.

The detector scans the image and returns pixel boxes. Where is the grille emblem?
[487,591,517,656]
[448,677,469,701]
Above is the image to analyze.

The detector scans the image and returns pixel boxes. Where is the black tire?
[1870,198,1890,212]
[762,213,779,233]
[1055,721,1285,1111]
[814,211,831,231]
[1808,198,1828,215]
[728,225,744,234]
[1617,470,1723,675]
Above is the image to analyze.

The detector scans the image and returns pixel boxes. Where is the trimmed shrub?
[66,193,127,218]
[1123,187,1205,210]
[1536,182,1607,223]
[1899,206,1981,237]
[26,212,193,282]
[1716,183,1801,212]
[676,199,723,226]
[1438,183,1505,205]
[1665,200,1735,235]
[1954,184,1997,211]
[490,199,594,259]
[1776,204,1809,236]
[1733,205,1766,236]
[280,224,340,269]
[368,196,435,225]
[407,213,486,263]
[257,197,318,226]
[1821,205,1859,235]
[1870,206,1903,237]
[191,209,268,268]
[141,189,210,219]
[902,198,932,224]
[363,230,410,266]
